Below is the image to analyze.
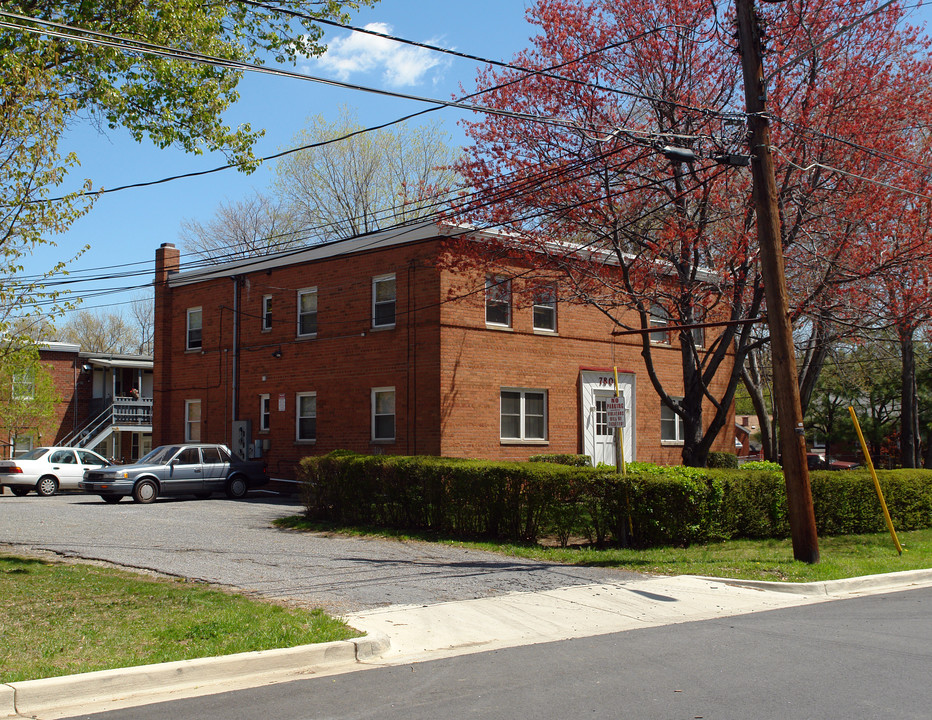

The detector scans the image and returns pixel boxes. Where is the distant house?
[0,342,153,461]
[152,223,737,480]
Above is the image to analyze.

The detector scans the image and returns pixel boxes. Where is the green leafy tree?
[0,345,57,455]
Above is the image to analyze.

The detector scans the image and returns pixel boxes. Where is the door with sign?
[592,391,616,466]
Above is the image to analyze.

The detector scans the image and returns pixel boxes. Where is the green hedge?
[297,453,932,548]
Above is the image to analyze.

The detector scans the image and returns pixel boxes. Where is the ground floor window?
[296,393,317,442]
[185,399,201,442]
[372,387,395,441]
[660,399,685,443]
[500,389,547,441]
[260,394,271,432]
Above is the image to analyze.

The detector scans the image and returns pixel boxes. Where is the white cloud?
[314,23,448,88]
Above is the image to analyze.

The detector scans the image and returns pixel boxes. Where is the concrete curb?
[2,633,390,719]
[699,567,932,596]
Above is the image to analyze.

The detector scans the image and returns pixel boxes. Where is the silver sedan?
[0,447,111,496]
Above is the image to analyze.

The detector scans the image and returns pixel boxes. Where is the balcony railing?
[112,396,153,425]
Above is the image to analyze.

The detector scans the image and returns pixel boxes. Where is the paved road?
[65,586,932,720]
[0,492,637,613]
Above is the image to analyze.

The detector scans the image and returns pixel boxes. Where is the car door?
[166,447,205,495]
[47,449,84,490]
[75,450,110,486]
[199,446,230,492]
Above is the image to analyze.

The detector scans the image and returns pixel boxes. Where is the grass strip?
[275,517,932,583]
[0,554,358,683]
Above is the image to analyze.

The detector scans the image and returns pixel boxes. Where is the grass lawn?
[276,516,932,583]
[0,554,358,683]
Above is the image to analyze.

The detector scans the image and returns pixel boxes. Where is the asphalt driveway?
[0,491,636,614]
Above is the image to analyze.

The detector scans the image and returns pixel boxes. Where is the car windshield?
[16,448,50,460]
[138,446,181,465]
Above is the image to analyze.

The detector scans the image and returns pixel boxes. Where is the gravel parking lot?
[0,491,636,614]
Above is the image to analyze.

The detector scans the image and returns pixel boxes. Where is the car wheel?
[9,486,30,497]
[132,480,157,504]
[36,476,59,497]
[101,494,122,504]
[193,492,211,500]
[225,475,248,499]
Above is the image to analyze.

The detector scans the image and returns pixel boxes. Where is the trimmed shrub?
[708,451,738,469]
[529,453,592,467]
[295,454,932,547]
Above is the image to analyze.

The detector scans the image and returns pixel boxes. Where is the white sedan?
[0,447,111,496]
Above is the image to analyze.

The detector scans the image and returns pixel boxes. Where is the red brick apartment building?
[1,343,153,461]
[154,224,735,480]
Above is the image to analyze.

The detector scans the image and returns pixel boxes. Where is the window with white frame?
[262,295,272,331]
[532,284,557,332]
[297,288,318,337]
[12,435,33,455]
[660,399,685,443]
[259,394,270,432]
[500,389,547,441]
[486,275,511,326]
[11,369,35,399]
[649,305,670,344]
[372,274,397,328]
[296,392,316,441]
[186,307,202,350]
[184,399,202,442]
[691,324,705,348]
[371,387,395,441]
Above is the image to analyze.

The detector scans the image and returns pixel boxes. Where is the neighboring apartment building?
[153,224,736,480]
[0,342,153,461]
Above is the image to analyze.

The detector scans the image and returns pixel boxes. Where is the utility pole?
[735,0,820,563]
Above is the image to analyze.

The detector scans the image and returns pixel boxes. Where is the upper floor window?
[691,324,705,348]
[186,307,202,350]
[297,288,318,337]
[372,387,396,442]
[486,275,511,327]
[500,388,547,441]
[660,399,685,443]
[372,274,396,328]
[262,295,273,331]
[649,305,670,344]
[532,284,557,332]
[11,369,35,399]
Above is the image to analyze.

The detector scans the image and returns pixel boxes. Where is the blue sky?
[20,0,932,320]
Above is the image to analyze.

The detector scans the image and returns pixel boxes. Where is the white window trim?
[295,392,317,443]
[649,305,670,345]
[262,295,273,332]
[660,399,685,445]
[371,386,396,442]
[500,387,548,444]
[297,287,318,338]
[532,284,557,333]
[259,393,270,432]
[486,275,512,328]
[372,273,397,329]
[186,307,203,351]
[184,399,201,442]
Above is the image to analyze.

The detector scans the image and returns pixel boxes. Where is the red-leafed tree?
[446,0,932,466]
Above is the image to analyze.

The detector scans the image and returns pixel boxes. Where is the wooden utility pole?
[735,0,820,563]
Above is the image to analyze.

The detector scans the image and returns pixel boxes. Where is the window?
[297,288,318,337]
[661,400,685,443]
[691,324,705,348]
[176,447,200,465]
[184,400,201,442]
[486,275,511,326]
[500,389,547,441]
[296,392,317,442]
[202,446,224,464]
[532,284,557,332]
[372,274,396,328]
[11,369,35,399]
[649,305,670,344]
[259,394,271,432]
[186,307,202,350]
[262,295,273,331]
[372,387,395,441]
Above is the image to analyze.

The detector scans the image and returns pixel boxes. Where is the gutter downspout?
[231,277,241,440]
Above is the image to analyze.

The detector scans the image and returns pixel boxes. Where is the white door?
[580,370,635,467]
[592,391,616,466]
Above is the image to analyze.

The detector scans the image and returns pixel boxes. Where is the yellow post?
[613,366,626,475]
[847,406,903,555]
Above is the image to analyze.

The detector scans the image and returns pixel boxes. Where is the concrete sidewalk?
[4,569,932,719]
